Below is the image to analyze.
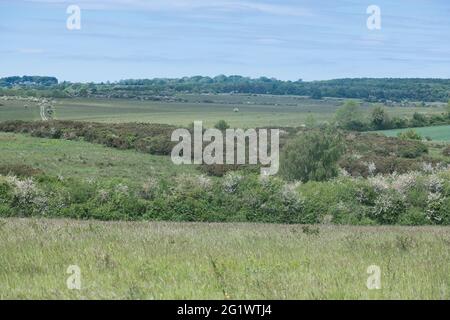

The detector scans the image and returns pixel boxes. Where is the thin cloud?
[17,48,45,54]
[21,0,313,17]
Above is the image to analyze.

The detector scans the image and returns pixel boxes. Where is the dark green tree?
[371,105,391,130]
[411,112,428,127]
[214,120,230,131]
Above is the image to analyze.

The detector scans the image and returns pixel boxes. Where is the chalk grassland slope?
[377,125,450,142]
[0,96,446,127]
[0,218,449,299]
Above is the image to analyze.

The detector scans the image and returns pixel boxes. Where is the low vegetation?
[1,126,447,225]
[1,162,449,225]
[0,120,177,155]
[398,129,422,141]
[1,121,446,178]
[335,101,450,132]
[1,218,450,299]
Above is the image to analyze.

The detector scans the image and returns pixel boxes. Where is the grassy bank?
[376,125,450,142]
[0,132,196,186]
[0,218,449,299]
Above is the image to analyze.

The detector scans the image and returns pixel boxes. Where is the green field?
[1,96,446,128]
[377,125,450,141]
[0,132,196,186]
[1,218,449,299]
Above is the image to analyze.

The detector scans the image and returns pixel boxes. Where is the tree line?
[1,75,449,102]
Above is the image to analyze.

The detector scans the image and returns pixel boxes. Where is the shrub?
[0,178,13,204]
[398,129,422,141]
[5,176,48,216]
[0,204,13,217]
[371,192,406,224]
[391,117,409,129]
[222,172,243,193]
[398,142,428,158]
[334,100,363,129]
[426,193,447,224]
[437,197,450,224]
[135,136,174,155]
[398,208,429,226]
[298,177,365,223]
[411,112,428,127]
[328,202,372,225]
[443,145,450,157]
[371,106,391,130]
[214,120,230,131]
[280,129,345,182]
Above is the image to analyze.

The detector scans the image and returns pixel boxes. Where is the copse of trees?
[0,76,58,87]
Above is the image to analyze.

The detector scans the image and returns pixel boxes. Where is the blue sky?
[0,0,449,82]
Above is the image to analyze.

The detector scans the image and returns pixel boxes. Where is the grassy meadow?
[0,132,196,186]
[1,95,446,127]
[1,218,449,299]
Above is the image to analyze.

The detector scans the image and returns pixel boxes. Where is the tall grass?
[0,218,449,299]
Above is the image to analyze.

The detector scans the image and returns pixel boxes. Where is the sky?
[0,0,449,82]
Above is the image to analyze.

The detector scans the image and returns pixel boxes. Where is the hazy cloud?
[21,0,313,16]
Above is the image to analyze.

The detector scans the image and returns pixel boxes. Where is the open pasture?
[1,95,446,128]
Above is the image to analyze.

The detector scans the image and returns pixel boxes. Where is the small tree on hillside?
[334,100,365,130]
[214,120,230,131]
[371,105,391,130]
[411,112,428,127]
[280,129,345,182]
